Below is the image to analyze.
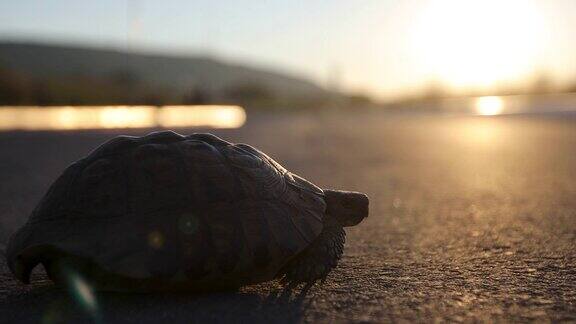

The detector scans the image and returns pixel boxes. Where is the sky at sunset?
[1,0,576,99]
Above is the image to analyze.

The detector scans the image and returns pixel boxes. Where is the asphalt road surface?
[1,111,575,323]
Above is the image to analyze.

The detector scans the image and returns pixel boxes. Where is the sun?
[410,0,546,90]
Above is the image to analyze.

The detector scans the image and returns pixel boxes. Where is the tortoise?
[6,131,368,292]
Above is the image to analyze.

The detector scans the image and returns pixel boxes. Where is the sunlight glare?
[410,0,546,89]
[158,105,246,129]
[99,107,154,128]
[0,105,246,131]
[475,96,504,115]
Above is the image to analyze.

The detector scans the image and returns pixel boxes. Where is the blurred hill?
[0,42,333,108]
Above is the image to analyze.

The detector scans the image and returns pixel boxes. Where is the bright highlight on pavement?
[0,105,246,131]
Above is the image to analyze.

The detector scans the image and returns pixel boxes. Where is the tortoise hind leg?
[278,224,345,286]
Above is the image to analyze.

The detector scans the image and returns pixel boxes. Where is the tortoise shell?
[7,131,326,289]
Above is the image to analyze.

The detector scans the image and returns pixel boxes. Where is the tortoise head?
[324,189,369,227]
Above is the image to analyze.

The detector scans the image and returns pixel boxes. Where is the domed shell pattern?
[7,131,326,288]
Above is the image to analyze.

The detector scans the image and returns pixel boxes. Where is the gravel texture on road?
[1,111,575,323]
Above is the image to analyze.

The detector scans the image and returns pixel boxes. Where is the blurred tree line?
[0,63,351,110]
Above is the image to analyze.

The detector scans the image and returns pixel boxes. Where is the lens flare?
[63,269,102,323]
[70,274,97,312]
[148,231,165,249]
